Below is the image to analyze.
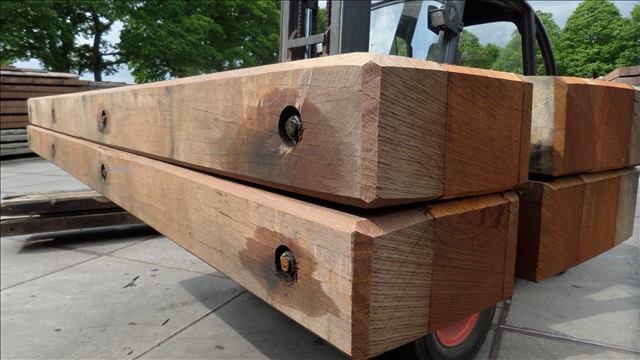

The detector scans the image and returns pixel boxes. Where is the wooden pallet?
[28,125,518,359]
[27,53,532,208]
[527,76,638,176]
[516,168,638,282]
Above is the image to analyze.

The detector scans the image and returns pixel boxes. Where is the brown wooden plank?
[428,193,515,330]
[440,65,531,197]
[603,66,640,81]
[28,125,516,358]
[1,84,87,94]
[0,69,79,79]
[2,91,71,100]
[1,190,120,216]
[631,87,640,166]
[0,115,28,129]
[578,171,621,263]
[1,100,27,114]
[516,168,638,282]
[615,168,640,245]
[0,211,142,237]
[528,76,636,176]
[1,75,89,86]
[27,53,531,208]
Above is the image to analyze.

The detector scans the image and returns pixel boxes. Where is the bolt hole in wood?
[99,110,108,130]
[51,108,56,123]
[278,106,303,147]
[100,164,108,181]
[50,144,55,158]
[275,245,298,283]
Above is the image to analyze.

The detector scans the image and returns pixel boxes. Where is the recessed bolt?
[99,110,108,130]
[100,164,108,180]
[51,108,56,123]
[50,144,55,158]
[278,108,303,147]
[278,251,297,277]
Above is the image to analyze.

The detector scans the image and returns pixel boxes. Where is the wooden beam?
[1,100,28,114]
[516,168,639,282]
[28,125,518,359]
[1,211,141,237]
[0,84,91,93]
[27,53,532,208]
[1,75,89,86]
[528,76,637,176]
[1,190,120,216]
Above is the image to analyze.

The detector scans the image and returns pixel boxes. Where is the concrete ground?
[1,156,639,360]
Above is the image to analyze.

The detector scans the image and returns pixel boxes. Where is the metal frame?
[279,0,557,75]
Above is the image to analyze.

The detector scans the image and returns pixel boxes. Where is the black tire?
[395,305,496,360]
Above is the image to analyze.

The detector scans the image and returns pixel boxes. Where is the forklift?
[280,1,557,359]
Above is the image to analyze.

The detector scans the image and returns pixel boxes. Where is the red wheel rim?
[435,312,480,347]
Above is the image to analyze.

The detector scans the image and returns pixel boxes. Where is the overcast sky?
[12,0,638,84]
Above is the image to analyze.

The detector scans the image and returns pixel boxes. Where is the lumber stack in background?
[1,66,126,157]
[516,169,638,281]
[604,65,640,86]
[27,125,519,359]
[517,76,639,282]
[0,189,145,237]
[27,53,532,208]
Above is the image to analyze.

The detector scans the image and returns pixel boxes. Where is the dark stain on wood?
[239,226,341,319]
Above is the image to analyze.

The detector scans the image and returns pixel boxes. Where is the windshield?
[369,0,441,60]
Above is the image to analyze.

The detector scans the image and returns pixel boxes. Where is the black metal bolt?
[280,114,303,146]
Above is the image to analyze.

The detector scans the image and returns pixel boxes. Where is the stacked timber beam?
[603,65,640,86]
[0,65,125,156]
[26,53,531,359]
[516,77,639,282]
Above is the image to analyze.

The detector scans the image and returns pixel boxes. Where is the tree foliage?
[556,0,637,77]
[456,30,500,69]
[0,0,122,80]
[119,0,279,83]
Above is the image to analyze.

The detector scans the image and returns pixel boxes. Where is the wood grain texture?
[528,76,636,176]
[1,100,28,114]
[28,53,531,208]
[516,168,639,282]
[28,125,517,359]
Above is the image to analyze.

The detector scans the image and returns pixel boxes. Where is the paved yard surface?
[1,156,639,359]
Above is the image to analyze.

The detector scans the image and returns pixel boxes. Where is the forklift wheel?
[397,305,496,360]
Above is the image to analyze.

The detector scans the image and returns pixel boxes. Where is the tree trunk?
[91,12,103,82]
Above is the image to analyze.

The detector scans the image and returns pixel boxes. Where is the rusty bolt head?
[279,251,296,275]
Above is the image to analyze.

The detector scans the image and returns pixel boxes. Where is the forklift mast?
[279,0,557,76]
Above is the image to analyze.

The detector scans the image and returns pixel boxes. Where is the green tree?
[536,11,561,75]
[616,4,640,69]
[556,0,637,78]
[0,0,123,81]
[119,0,280,83]
[491,31,522,74]
[456,30,499,69]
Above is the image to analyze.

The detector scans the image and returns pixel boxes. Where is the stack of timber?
[0,65,125,156]
[603,65,640,86]
[516,76,640,282]
[1,190,144,237]
[1,128,29,156]
[26,54,532,358]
